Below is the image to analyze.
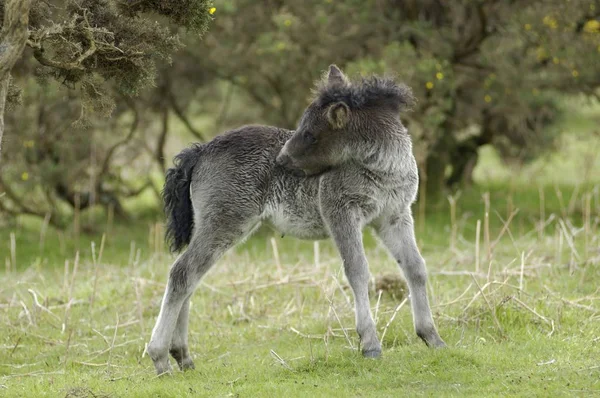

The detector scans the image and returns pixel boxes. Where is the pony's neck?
[352,123,410,176]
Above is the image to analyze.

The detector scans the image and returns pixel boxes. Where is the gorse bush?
[0,0,215,225]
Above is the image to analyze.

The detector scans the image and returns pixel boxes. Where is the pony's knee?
[168,253,197,295]
[398,255,427,286]
[169,264,190,293]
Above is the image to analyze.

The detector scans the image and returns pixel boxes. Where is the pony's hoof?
[417,328,446,348]
[170,347,195,371]
[181,358,196,371]
[362,349,382,358]
[148,343,172,375]
[432,339,447,348]
[154,361,173,376]
[424,335,447,348]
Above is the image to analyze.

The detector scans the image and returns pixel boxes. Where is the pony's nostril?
[276,153,290,167]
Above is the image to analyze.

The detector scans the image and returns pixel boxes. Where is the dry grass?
[1,183,599,396]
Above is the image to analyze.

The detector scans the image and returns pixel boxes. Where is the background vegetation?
[0,0,599,396]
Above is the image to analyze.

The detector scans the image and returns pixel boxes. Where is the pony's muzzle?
[276,152,292,167]
[276,152,306,177]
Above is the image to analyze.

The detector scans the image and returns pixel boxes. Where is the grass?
[1,100,599,397]
[1,182,599,397]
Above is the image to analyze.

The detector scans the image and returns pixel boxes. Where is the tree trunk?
[424,110,495,196]
[424,150,450,199]
[446,114,494,188]
[447,145,479,188]
[0,77,8,158]
[0,0,32,162]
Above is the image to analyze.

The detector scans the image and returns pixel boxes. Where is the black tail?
[163,144,203,252]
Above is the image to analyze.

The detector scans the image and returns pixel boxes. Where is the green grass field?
[1,101,599,397]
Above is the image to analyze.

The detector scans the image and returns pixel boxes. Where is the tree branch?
[0,0,33,162]
[117,178,152,197]
[451,2,494,63]
[156,107,169,173]
[168,90,207,141]
[75,9,97,65]
[206,65,274,113]
[0,0,32,78]
[0,175,64,227]
[214,81,234,132]
[99,98,140,178]
[31,48,85,71]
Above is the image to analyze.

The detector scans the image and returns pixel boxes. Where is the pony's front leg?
[323,208,381,357]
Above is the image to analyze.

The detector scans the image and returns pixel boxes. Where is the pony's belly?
[263,207,329,240]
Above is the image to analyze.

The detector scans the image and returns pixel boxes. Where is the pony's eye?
[304,131,317,144]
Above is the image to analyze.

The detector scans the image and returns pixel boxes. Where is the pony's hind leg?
[169,294,194,370]
[147,217,259,375]
[147,243,212,375]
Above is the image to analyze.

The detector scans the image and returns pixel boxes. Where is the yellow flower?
[435,72,444,80]
[536,47,548,61]
[525,23,532,31]
[209,7,216,15]
[543,16,558,29]
[552,57,560,64]
[425,81,434,90]
[284,19,292,27]
[484,95,492,103]
[276,42,286,50]
[23,140,35,148]
[572,70,579,77]
[536,54,545,62]
[21,172,29,181]
[583,20,600,33]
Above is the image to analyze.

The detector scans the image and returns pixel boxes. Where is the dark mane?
[314,75,415,112]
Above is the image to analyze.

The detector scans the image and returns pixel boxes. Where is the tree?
[0,0,214,226]
[196,0,377,129]
[0,0,32,161]
[2,0,599,226]
[363,0,600,194]
[0,0,214,159]
[194,0,600,195]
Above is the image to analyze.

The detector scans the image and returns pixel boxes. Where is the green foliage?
[5,76,21,109]
[195,0,600,193]
[3,0,599,225]
[0,77,157,226]
[198,0,373,128]
[0,0,214,225]
[119,0,215,35]
[3,0,214,117]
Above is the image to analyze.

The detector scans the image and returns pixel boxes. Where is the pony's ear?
[327,102,350,129]
[327,64,348,86]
